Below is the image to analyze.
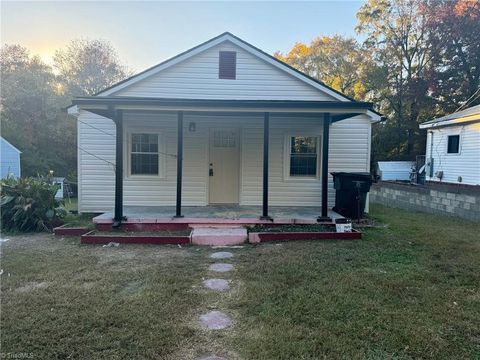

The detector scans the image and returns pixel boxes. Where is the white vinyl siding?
[78,111,372,212]
[0,138,21,179]
[114,41,335,101]
[426,123,480,185]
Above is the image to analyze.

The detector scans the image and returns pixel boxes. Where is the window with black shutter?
[219,51,236,79]
[447,135,460,154]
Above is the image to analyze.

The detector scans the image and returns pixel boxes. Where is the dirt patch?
[119,281,146,296]
[93,229,191,236]
[248,224,334,233]
[15,281,49,293]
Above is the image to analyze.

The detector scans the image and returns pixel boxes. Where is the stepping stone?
[198,357,226,360]
[199,310,232,330]
[203,278,230,291]
[209,263,234,272]
[210,251,233,259]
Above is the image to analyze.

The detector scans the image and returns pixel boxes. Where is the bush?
[0,176,67,232]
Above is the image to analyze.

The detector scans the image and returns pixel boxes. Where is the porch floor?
[94,205,343,225]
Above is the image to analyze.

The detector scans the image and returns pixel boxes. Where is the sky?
[1,1,365,72]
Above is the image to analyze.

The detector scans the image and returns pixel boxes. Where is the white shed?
[420,105,480,186]
[377,161,414,181]
[1,137,21,179]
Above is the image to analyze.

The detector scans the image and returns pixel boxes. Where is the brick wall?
[370,181,480,221]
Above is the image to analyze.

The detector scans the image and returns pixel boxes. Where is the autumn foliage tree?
[275,36,370,100]
[277,0,479,163]
[423,0,480,112]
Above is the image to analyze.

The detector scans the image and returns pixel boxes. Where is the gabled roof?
[97,32,354,102]
[1,136,21,153]
[420,104,480,129]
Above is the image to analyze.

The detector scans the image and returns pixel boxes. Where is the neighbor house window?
[130,133,159,175]
[287,136,320,177]
[447,135,460,154]
[219,51,236,79]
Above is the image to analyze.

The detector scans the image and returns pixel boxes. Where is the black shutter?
[219,51,236,79]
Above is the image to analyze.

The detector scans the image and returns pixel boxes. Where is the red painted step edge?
[250,230,361,243]
[81,231,190,245]
[54,225,90,236]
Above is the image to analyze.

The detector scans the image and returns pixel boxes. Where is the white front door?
[209,128,240,204]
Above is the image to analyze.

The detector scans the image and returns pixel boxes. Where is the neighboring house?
[377,161,414,181]
[52,177,66,199]
[0,137,21,179]
[420,104,480,186]
[68,32,381,220]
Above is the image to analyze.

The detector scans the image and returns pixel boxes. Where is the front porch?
[94,205,344,226]
[90,205,348,245]
[72,97,376,227]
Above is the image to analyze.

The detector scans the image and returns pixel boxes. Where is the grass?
[1,204,479,359]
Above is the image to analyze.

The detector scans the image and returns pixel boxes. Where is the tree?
[356,0,436,160]
[53,39,131,96]
[275,36,371,100]
[0,44,71,176]
[423,0,480,112]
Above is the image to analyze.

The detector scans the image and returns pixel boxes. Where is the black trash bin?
[331,172,373,219]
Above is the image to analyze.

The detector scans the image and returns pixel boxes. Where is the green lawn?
[1,204,479,359]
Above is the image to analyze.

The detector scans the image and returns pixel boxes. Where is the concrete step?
[190,226,248,246]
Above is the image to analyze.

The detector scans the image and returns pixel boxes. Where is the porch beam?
[175,111,184,218]
[318,113,331,222]
[261,112,271,220]
[113,108,124,227]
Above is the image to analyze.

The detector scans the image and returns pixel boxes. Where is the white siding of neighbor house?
[77,110,371,213]
[425,122,480,185]
[1,138,21,179]
[114,41,335,101]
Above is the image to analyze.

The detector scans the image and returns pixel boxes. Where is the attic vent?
[219,51,236,79]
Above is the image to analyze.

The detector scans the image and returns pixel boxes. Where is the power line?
[455,88,480,112]
[69,113,178,158]
[77,145,116,172]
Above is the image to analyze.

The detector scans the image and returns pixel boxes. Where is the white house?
[68,32,381,223]
[1,137,21,179]
[420,104,480,186]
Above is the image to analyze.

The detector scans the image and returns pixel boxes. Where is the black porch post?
[175,111,184,218]
[318,113,331,222]
[113,109,124,227]
[260,112,271,220]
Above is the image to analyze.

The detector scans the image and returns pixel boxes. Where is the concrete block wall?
[370,181,480,221]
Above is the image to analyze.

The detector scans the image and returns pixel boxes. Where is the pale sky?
[1,1,365,72]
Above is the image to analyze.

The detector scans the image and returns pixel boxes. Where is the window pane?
[291,136,317,154]
[447,135,459,153]
[131,154,159,175]
[290,154,317,176]
[132,133,158,153]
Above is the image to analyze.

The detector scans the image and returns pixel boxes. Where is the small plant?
[0,176,67,232]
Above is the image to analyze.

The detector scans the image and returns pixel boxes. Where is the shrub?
[0,176,67,232]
